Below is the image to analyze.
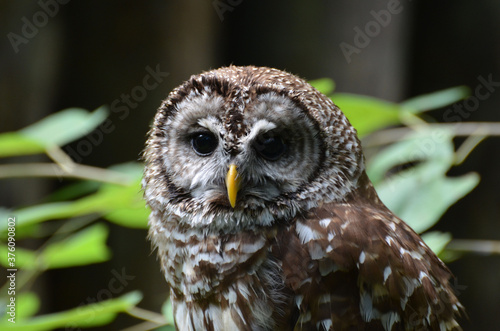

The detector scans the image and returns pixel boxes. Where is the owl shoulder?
[272,199,462,330]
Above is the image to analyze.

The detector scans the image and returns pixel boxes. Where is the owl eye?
[191,132,218,156]
[254,133,287,161]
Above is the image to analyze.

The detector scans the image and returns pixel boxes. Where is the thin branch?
[126,306,167,324]
[120,321,168,331]
[454,134,487,165]
[446,239,500,255]
[364,122,500,147]
[45,144,82,173]
[0,163,132,185]
[0,268,40,297]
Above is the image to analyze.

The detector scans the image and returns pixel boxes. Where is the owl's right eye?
[191,132,218,156]
[254,132,287,161]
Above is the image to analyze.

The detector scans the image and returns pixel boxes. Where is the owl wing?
[272,195,462,330]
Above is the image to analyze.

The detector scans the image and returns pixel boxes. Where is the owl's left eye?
[191,132,218,156]
[254,133,287,161]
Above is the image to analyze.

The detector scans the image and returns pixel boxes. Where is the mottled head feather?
[143,65,363,231]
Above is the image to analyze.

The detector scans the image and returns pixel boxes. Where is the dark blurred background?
[1,1,499,330]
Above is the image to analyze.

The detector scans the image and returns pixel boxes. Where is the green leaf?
[1,163,146,231]
[104,206,149,229]
[40,223,111,269]
[153,325,177,331]
[332,93,403,137]
[386,170,478,233]
[367,128,455,185]
[20,106,108,148]
[421,231,452,255]
[374,166,479,234]
[3,202,78,230]
[0,292,41,324]
[109,162,144,175]
[0,107,108,158]
[108,162,144,176]
[0,210,38,239]
[161,298,175,325]
[438,249,464,263]
[47,181,102,202]
[401,86,470,113]
[2,187,145,231]
[101,180,149,229]
[0,291,142,330]
[309,78,336,95]
[0,245,38,269]
[0,132,45,157]
[368,128,479,233]
[17,292,41,321]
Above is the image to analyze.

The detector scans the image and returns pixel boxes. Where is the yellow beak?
[225,164,241,208]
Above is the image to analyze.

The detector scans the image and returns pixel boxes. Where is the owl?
[143,66,463,330]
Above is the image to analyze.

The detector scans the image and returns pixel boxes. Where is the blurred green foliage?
[0,80,484,329]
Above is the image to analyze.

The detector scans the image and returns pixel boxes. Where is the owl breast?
[149,212,288,330]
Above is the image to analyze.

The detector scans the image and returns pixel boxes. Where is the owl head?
[143,66,363,232]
